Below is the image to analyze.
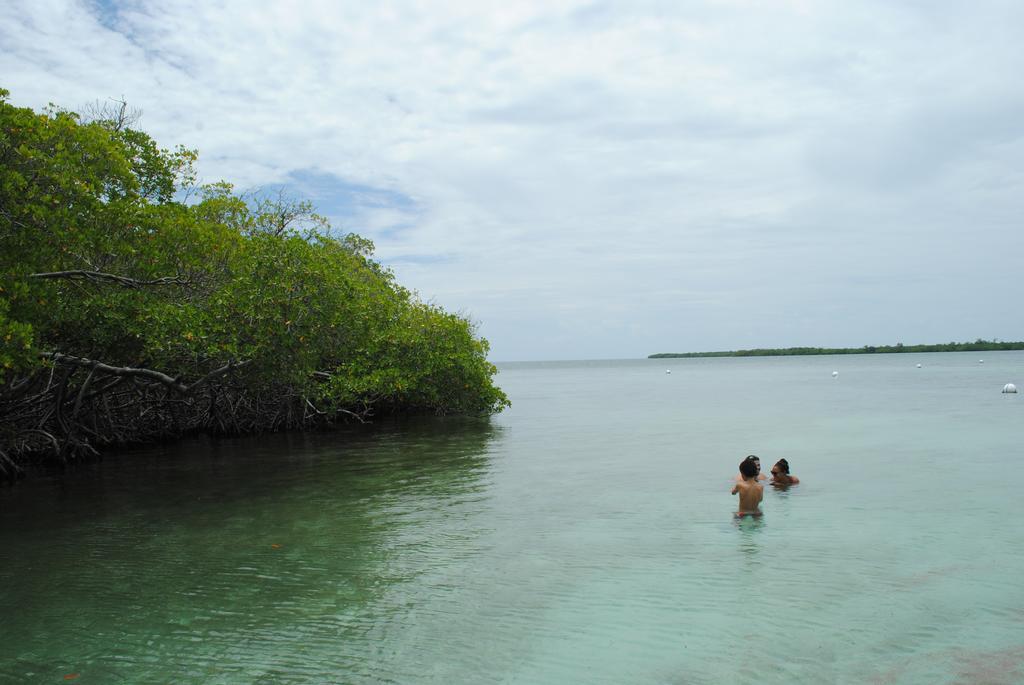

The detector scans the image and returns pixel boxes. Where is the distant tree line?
[0,89,508,480]
[649,339,1024,359]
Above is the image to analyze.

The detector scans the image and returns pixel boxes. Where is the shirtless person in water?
[734,454,767,482]
[731,457,763,517]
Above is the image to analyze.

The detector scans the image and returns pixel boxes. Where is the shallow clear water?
[2,351,1023,683]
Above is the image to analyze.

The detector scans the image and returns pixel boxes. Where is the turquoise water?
[1,351,1023,683]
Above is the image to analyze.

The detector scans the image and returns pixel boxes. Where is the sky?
[2,1,1023,361]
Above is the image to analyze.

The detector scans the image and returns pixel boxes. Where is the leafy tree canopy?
[0,88,508,478]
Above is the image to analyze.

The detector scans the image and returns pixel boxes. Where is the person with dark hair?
[731,456,764,517]
[735,454,767,482]
[770,458,800,486]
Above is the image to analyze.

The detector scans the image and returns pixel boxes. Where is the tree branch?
[42,352,187,392]
[188,359,251,392]
[40,353,249,394]
[29,271,188,289]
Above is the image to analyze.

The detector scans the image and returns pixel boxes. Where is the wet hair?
[739,457,759,478]
[774,458,790,475]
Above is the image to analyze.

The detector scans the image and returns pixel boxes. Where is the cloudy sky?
[3,1,1022,360]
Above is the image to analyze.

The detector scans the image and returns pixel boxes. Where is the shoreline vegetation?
[649,340,1024,358]
[0,89,508,482]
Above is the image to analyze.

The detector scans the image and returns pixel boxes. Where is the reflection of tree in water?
[330,414,499,501]
[0,417,501,683]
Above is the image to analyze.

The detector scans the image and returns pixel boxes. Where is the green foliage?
[0,298,34,382]
[0,86,507,461]
[649,340,1024,358]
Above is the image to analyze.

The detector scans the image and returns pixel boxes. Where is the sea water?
[1,351,1022,683]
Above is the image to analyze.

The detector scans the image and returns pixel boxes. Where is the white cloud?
[2,0,1023,359]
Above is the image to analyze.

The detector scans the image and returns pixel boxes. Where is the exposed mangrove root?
[0,356,373,482]
[0,446,23,480]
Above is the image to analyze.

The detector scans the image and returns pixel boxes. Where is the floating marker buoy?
[979,359,984,363]
[916,363,922,368]
[665,369,671,374]
[1003,383,1017,394]
[832,371,839,377]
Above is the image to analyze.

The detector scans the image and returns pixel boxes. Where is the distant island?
[649,339,1024,358]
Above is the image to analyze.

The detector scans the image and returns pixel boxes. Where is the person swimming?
[735,454,767,482]
[770,458,800,486]
[731,456,764,517]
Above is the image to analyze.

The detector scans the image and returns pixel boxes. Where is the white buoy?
[832,371,839,377]
[1003,383,1017,394]
[979,359,984,363]
[665,369,671,374]
[916,363,922,368]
